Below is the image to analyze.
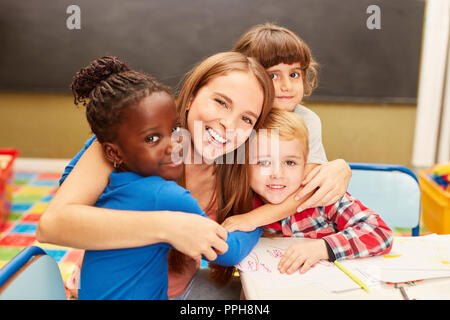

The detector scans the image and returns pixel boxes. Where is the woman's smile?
[205,126,229,146]
[266,184,287,191]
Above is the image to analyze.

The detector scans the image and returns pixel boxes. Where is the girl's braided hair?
[71,56,172,142]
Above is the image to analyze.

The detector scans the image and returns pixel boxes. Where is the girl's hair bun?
[71,56,131,106]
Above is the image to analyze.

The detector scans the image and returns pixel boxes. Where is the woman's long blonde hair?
[168,52,274,277]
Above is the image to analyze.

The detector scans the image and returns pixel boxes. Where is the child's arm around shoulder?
[222,188,314,232]
[322,193,394,260]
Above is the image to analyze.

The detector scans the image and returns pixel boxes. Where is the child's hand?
[295,159,351,212]
[222,214,257,232]
[167,213,228,262]
[278,239,329,274]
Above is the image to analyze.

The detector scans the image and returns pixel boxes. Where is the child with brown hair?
[233,23,322,162]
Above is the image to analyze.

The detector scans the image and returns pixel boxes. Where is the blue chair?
[347,163,421,236]
[0,246,66,300]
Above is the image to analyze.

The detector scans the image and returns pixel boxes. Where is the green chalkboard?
[0,0,424,103]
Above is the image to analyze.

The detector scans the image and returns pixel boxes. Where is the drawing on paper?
[237,245,285,273]
[266,247,284,259]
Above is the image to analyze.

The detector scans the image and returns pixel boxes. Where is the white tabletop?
[239,236,450,300]
[240,273,450,300]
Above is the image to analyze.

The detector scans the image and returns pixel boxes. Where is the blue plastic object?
[0,246,45,288]
[348,162,421,236]
[0,246,66,300]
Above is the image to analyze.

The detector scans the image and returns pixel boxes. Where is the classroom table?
[239,237,450,300]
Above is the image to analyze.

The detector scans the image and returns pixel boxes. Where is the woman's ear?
[102,142,123,168]
[186,95,194,112]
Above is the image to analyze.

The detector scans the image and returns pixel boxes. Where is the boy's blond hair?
[257,109,309,160]
[232,22,318,97]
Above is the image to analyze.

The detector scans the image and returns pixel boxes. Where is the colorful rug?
[0,171,83,285]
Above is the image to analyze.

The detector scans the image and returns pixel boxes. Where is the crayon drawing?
[236,237,366,292]
[236,245,284,273]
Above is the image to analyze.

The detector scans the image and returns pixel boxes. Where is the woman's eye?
[269,73,278,80]
[285,160,296,166]
[290,72,300,78]
[215,98,227,108]
[172,125,182,133]
[242,116,253,125]
[145,135,160,143]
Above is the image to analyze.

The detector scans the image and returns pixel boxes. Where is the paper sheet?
[236,237,378,292]
[339,234,450,283]
[236,235,450,293]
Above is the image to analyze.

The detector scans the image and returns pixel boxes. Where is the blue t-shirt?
[61,136,262,300]
[80,173,200,300]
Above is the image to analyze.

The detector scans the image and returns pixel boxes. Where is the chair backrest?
[348,163,421,236]
[0,246,66,300]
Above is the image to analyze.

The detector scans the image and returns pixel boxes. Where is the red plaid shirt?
[256,192,393,260]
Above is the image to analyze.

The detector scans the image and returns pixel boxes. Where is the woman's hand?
[278,239,329,274]
[164,212,229,262]
[294,159,351,212]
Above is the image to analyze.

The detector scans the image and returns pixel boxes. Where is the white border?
[412,0,450,168]
[437,43,450,164]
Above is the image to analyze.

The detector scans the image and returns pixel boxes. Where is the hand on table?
[278,239,329,274]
